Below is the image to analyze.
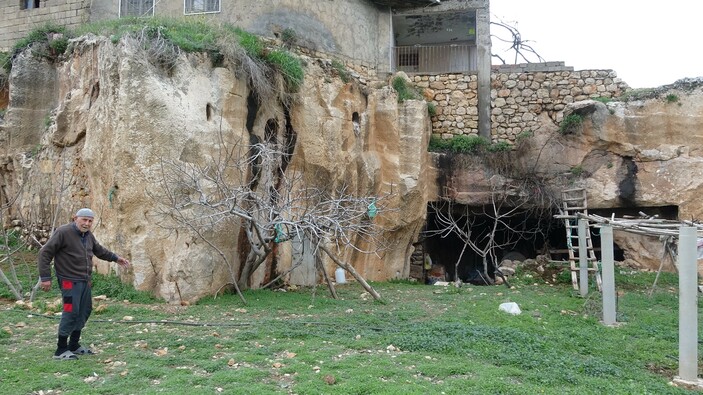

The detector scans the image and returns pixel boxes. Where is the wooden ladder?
[560,188,602,292]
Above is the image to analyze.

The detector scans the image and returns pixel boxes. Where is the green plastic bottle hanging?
[367,199,377,219]
[274,223,287,243]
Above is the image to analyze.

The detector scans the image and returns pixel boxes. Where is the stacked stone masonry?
[0,0,90,50]
[420,62,629,142]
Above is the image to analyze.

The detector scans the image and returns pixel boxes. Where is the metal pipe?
[601,225,616,325]
[678,226,698,380]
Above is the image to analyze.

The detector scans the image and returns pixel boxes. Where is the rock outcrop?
[432,80,703,273]
[3,34,703,301]
[0,36,431,302]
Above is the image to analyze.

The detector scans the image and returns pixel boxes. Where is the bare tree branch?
[490,19,545,65]
[152,125,393,300]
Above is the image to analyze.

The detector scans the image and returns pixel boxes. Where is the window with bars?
[184,0,219,14]
[20,0,40,10]
[120,0,154,17]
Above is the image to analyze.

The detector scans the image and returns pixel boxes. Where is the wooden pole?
[578,219,589,297]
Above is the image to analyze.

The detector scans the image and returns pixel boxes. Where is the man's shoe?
[70,345,95,355]
[53,350,78,360]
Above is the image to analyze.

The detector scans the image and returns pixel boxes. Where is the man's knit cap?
[75,208,95,218]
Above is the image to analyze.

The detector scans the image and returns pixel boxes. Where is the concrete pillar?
[677,226,698,381]
[578,219,588,297]
[475,1,492,139]
[600,225,616,325]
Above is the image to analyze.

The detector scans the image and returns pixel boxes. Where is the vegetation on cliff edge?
[5,18,305,93]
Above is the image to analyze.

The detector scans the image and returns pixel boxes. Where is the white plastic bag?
[498,302,522,315]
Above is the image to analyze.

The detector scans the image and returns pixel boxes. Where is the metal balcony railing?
[392,44,478,74]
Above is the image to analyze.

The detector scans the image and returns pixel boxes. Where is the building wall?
[419,62,630,141]
[2,0,392,71]
[0,0,91,50]
[2,0,492,76]
[87,0,392,71]
[393,0,491,137]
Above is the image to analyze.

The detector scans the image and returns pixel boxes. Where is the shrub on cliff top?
[13,18,305,96]
[559,114,583,134]
[392,76,421,102]
[428,135,452,151]
[451,135,489,153]
[0,51,10,76]
[331,59,351,83]
[429,134,493,154]
[265,49,304,92]
[486,140,512,152]
[8,23,72,71]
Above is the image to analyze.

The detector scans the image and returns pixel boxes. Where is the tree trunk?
[317,253,338,299]
[319,244,383,303]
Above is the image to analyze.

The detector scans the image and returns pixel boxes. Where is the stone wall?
[0,0,90,50]
[421,62,630,141]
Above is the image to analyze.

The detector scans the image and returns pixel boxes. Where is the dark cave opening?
[420,203,679,284]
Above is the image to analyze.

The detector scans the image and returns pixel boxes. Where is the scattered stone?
[153,348,168,356]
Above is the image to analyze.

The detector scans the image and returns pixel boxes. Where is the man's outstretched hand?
[117,256,131,267]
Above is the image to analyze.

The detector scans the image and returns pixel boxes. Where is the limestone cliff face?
[432,81,703,272]
[5,35,702,297]
[1,36,431,302]
[555,89,703,271]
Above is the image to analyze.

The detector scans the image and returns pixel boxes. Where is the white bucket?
[335,267,346,284]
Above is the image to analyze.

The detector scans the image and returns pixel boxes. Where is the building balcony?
[392,44,477,74]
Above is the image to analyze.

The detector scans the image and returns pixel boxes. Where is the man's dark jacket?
[38,223,118,282]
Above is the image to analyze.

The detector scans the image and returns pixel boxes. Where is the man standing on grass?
[38,208,130,360]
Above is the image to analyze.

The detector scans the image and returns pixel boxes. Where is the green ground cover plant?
[391,76,421,102]
[331,60,351,83]
[0,268,699,394]
[429,134,512,154]
[666,94,680,104]
[559,114,583,135]
[8,18,305,94]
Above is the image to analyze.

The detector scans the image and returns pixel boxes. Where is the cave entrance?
[419,201,557,285]
[415,203,679,285]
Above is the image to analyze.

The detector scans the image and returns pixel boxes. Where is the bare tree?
[0,150,75,301]
[153,128,390,303]
[429,191,530,285]
[491,18,545,65]
[425,149,560,286]
[0,194,26,300]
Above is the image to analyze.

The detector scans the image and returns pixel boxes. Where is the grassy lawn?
[0,269,700,394]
